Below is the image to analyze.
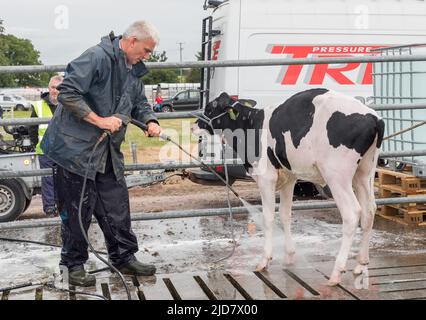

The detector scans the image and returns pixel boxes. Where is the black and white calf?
[194,88,384,286]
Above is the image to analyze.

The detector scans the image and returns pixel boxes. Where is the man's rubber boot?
[68,268,96,287]
[118,259,156,276]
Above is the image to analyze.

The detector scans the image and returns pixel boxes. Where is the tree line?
[0,18,53,87]
[0,18,201,87]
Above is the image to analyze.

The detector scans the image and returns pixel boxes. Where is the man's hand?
[84,112,123,133]
[146,122,162,137]
[98,116,123,133]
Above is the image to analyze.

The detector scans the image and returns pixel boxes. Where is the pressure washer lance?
[128,117,242,199]
[129,117,241,263]
[126,115,244,260]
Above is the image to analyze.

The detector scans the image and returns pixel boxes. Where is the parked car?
[159,89,200,112]
[0,94,32,111]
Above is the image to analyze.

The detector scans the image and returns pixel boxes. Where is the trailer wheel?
[0,179,26,222]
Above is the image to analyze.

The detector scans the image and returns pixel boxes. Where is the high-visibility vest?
[33,100,53,155]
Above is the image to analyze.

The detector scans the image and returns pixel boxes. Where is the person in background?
[154,92,163,112]
[29,75,63,217]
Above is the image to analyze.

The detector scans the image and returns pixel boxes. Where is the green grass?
[122,118,200,163]
[4,110,32,118]
[123,118,199,149]
[0,110,32,136]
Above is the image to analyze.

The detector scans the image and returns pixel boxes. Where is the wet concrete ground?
[0,207,425,299]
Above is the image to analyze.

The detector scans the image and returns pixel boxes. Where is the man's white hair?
[123,21,160,44]
[49,74,63,86]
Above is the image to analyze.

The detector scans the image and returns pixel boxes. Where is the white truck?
[201,0,426,107]
[192,0,426,189]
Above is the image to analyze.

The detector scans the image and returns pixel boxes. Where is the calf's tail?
[375,118,385,148]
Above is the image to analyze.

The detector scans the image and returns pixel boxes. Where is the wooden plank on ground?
[225,270,284,300]
[287,266,357,300]
[258,265,315,299]
[313,261,384,300]
[164,273,210,300]
[371,272,426,285]
[361,255,426,270]
[380,289,426,300]
[41,286,69,300]
[374,278,426,294]
[315,256,426,300]
[198,271,245,300]
[368,265,426,278]
[96,273,138,300]
[6,287,37,300]
[136,274,174,300]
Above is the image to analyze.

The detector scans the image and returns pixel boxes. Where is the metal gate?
[373,44,426,175]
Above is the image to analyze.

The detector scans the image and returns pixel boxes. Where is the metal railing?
[372,44,426,167]
[1,195,425,231]
[1,102,426,127]
[0,149,424,178]
[1,53,426,227]
[0,159,243,178]
[1,54,426,74]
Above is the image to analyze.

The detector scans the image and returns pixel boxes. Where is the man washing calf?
[42,21,162,287]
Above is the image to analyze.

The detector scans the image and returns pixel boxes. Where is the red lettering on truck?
[212,40,221,60]
[269,45,383,85]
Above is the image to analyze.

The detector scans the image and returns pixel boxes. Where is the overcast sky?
[1,0,208,65]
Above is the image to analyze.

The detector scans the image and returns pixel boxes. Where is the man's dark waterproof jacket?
[41,33,158,181]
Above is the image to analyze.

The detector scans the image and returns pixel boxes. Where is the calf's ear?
[217,92,231,106]
[238,99,257,108]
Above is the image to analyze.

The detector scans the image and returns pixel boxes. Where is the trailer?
[0,150,167,223]
[0,152,40,222]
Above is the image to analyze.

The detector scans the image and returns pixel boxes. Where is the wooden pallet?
[376,168,426,196]
[375,168,426,226]
[377,205,426,226]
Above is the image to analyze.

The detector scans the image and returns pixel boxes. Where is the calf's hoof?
[327,270,343,286]
[255,257,272,271]
[353,264,368,275]
[327,279,340,287]
[283,252,296,265]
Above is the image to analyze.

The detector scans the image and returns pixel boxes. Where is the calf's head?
[194,92,256,135]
